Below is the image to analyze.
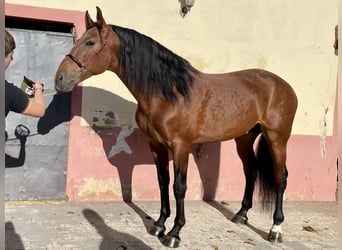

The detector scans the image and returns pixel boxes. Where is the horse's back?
[209,68,295,94]
[197,68,297,113]
[187,68,297,142]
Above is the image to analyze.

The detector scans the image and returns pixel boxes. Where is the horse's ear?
[85,10,94,29]
[96,6,107,28]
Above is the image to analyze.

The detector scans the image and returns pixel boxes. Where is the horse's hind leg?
[269,164,288,242]
[148,142,171,237]
[232,127,260,224]
[262,129,290,243]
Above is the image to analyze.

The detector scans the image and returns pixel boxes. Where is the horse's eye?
[86,41,95,46]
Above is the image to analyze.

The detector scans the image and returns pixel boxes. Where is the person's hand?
[33,81,44,94]
[22,80,46,117]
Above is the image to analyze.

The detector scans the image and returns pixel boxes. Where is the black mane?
[110,25,198,103]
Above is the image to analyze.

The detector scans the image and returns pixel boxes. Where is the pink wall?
[6,3,338,202]
[64,127,338,202]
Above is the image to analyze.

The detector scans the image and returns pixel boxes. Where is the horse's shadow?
[205,200,269,240]
[82,208,153,250]
[127,200,269,243]
[37,86,221,202]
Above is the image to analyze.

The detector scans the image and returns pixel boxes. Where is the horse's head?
[55,7,117,92]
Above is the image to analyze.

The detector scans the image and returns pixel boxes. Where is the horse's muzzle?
[54,73,74,93]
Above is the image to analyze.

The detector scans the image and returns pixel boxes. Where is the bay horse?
[55,7,297,248]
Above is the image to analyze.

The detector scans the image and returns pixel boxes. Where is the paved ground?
[5,200,338,250]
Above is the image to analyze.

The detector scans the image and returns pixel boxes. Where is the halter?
[66,26,110,70]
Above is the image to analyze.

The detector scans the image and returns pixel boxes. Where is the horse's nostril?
[57,74,63,85]
[54,73,64,91]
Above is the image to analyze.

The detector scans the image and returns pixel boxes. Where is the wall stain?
[319,106,329,157]
[108,124,135,158]
[92,110,119,129]
[78,178,122,198]
[90,109,136,158]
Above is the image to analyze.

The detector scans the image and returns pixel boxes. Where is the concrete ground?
[5,200,338,250]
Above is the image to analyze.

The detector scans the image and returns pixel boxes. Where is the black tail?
[255,134,276,211]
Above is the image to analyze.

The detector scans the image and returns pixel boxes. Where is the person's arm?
[21,81,46,117]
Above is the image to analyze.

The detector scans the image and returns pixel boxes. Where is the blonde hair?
[5,30,16,56]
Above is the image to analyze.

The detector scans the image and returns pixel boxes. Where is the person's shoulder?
[5,79,27,99]
[5,79,17,89]
[5,79,29,115]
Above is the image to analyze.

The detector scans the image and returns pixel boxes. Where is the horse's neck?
[110,68,142,103]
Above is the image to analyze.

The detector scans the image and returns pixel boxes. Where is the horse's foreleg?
[148,142,170,237]
[162,143,190,248]
[232,133,258,224]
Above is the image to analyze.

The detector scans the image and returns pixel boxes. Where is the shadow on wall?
[5,127,28,168]
[37,86,221,202]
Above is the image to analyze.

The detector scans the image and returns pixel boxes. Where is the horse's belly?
[193,111,260,143]
[194,126,252,143]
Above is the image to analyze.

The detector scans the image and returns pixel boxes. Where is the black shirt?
[5,80,29,117]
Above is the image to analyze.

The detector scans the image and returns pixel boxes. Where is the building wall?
[5,1,338,201]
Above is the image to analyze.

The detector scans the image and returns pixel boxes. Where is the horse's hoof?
[268,230,282,243]
[161,234,181,248]
[148,225,165,237]
[231,214,248,225]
